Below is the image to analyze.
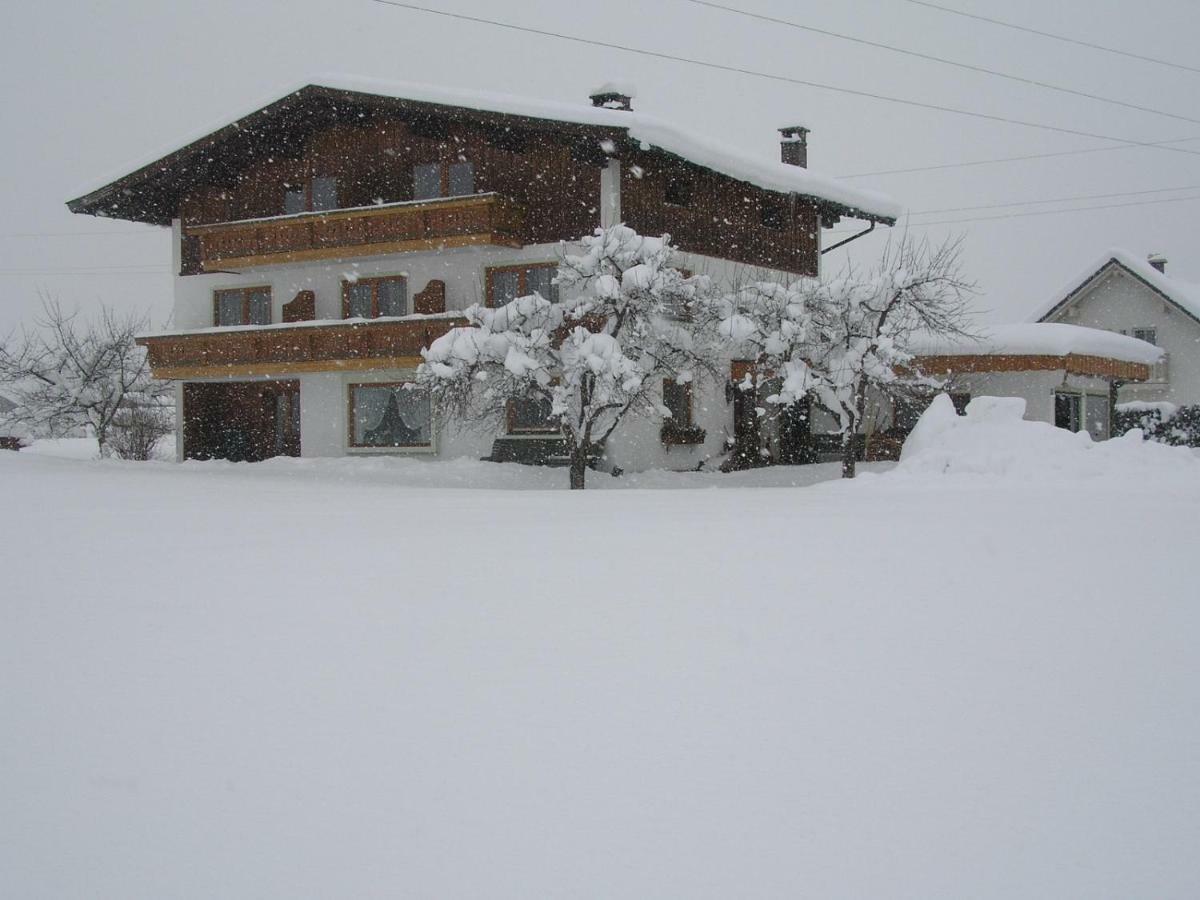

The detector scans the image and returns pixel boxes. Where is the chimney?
[779,125,809,168]
[1148,252,1167,273]
[589,83,635,111]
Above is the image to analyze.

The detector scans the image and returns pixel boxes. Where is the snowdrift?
[898,394,1198,480]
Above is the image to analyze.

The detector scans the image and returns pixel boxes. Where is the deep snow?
[3,428,1199,899]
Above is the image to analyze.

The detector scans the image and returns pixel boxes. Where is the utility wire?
[368,0,1200,160]
[839,135,1200,178]
[868,193,1200,229]
[682,0,1200,126]
[901,0,1200,75]
[907,183,1200,216]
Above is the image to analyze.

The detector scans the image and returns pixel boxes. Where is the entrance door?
[183,380,301,461]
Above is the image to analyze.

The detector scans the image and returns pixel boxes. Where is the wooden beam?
[151,356,427,380]
[196,233,520,272]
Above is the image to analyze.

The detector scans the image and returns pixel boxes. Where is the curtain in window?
[217,292,243,326]
[248,289,271,325]
[448,162,474,196]
[283,188,306,215]
[345,283,371,319]
[353,386,432,446]
[492,270,520,307]
[311,177,338,211]
[525,266,558,301]
[1085,395,1110,440]
[413,164,440,201]
[377,279,407,317]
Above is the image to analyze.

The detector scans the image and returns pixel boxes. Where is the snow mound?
[898,393,1198,481]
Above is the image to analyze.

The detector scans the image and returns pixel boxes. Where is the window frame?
[662,378,694,428]
[281,175,339,215]
[1132,326,1157,346]
[212,285,272,327]
[341,275,409,320]
[412,159,476,201]
[506,393,559,436]
[346,380,435,453]
[485,262,559,308]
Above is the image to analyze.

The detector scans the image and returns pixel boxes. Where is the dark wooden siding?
[176,115,819,275]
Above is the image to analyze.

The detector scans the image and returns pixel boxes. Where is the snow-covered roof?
[910,322,1164,365]
[68,74,901,225]
[1029,248,1200,325]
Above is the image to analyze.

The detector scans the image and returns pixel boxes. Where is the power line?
[897,193,1200,228]
[368,0,1200,160]
[682,0,1200,126]
[901,0,1200,75]
[907,183,1200,216]
[838,135,1200,178]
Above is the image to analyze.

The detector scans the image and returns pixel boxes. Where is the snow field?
[2,419,1199,898]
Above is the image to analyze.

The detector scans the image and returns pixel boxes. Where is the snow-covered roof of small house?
[66,74,901,227]
[1028,248,1200,325]
[910,323,1164,366]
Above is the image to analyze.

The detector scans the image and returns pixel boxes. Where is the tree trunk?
[840,430,856,479]
[568,447,588,490]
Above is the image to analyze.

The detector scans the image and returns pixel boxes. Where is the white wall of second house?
[1044,267,1200,406]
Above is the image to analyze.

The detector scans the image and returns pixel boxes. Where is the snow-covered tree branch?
[707,237,976,478]
[0,296,170,458]
[419,225,718,489]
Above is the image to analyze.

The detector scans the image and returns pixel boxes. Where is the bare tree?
[0,297,169,457]
[708,237,975,478]
[420,226,719,489]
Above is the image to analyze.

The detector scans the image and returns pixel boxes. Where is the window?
[663,378,693,427]
[894,392,970,432]
[342,276,408,319]
[1085,394,1110,440]
[1132,327,1157,346]
[413,163,441,201]
[349,383,432,449]
[507,395,557,434]
[487,263,558,307]
[282,176,338,214]
[1057,392,1111,440]
[1055,392,1082,432]
[413,160,475,201]
[214,287,271,326]
[448,161,475,197]
[664,174,693,207]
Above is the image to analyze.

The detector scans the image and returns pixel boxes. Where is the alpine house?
[67,76,900,469]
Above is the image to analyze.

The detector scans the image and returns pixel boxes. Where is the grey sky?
[2,0,1197,333]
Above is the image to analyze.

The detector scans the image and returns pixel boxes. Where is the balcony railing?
[138,315,467,379]
[182,193,525,273]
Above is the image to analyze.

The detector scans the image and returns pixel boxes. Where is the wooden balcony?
[182,193,525,272]
[138,315,468,380]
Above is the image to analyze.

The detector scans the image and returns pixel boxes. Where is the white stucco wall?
[1042,266,1200,406]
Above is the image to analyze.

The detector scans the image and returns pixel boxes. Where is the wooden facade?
[183,194,525,272]
[913,353,1150,382]
[169,107,827,276]
[138,317,466,380]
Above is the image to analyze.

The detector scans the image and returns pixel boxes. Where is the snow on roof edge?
[911,322,1164,365]
[70,73,902,223]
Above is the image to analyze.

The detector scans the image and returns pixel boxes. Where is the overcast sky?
[2,0,1197,333]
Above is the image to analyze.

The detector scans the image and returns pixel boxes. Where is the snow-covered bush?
[420,226,718,489]
[704,238,974,477]
[1115,401,1200,447]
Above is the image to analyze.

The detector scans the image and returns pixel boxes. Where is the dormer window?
[412,161,475,201]
[283,176,338,214]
